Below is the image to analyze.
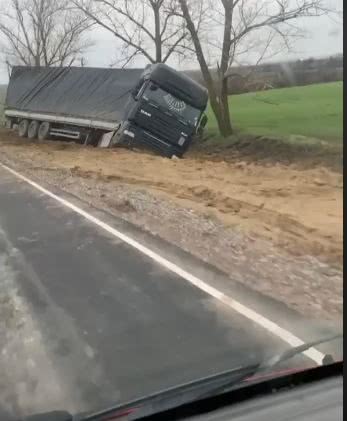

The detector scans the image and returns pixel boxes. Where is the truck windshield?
[143,82,201,126]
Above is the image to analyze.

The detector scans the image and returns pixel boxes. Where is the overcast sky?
[0,1,343,84]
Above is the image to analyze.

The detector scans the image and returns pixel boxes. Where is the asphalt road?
[0,165,336,420]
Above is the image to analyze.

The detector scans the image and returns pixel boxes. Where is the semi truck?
[4,63,209,158]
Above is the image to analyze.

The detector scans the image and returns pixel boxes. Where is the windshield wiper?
[80,334,342,420]
[260,333,342,371]
[146,99,159,109]
[200,333,343,400]
[147,99,174,118]
[177,117,189,126]
[146,98,190,126]
[80,364,261,421]
[17,365,260,421]
[20,334,343,421]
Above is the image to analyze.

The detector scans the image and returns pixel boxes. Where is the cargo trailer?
[4,64,208,157]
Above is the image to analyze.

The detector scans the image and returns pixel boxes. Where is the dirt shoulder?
[0,129,343,320]
[192,133,343,173]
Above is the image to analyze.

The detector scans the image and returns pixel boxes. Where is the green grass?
[0,81,342,142]
[206,82,343,142]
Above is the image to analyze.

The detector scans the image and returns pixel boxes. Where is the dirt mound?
[0,129,343,267]
[191,134,343,172]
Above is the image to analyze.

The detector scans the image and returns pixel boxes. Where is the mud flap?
[98,132,115,148]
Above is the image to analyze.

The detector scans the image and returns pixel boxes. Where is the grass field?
[0,81,342,142]
[206,82,343,142]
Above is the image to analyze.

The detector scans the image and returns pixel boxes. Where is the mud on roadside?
[191,133,343,173]
[0,129,343,321]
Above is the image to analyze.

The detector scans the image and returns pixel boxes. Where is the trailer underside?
[5,109,118,147]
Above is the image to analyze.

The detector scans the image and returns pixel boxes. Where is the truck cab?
[114,64,209,158]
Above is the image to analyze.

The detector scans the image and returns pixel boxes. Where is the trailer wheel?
[18,119,29,137]
[28,120,40,139]
[82,130,100,146]
[38,122,51,140]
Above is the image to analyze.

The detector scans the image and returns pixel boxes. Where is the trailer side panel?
[5,66,143,123]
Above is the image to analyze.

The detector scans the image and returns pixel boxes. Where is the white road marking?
[0,163,325,365]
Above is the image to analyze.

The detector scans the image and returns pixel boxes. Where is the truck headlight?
[178,136,186,146]
[124,129,135,138]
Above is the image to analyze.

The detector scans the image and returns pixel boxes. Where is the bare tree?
[74,0,190,66]
[178,0,332,137]
[0,0,92,69]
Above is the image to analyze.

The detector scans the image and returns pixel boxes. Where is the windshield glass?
[0,0,342,420]
[143,82,201,126]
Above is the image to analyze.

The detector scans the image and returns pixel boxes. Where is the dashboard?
[189,375,342,421]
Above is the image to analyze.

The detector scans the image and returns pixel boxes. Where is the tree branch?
[0,0,91,68]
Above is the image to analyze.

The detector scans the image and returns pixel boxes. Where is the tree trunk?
[208,90,232,138]
[218,0,233,137]
[207,75,233,138]
[153,5,162,62]
[178,0,233,138]
[220,77,233,135]
[34,55,41,67]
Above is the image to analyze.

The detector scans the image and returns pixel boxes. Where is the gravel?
[0,153,343,322]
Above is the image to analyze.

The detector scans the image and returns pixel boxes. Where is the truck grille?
[134,105,185,146]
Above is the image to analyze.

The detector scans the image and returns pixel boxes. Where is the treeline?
[0,0,341,136]
[186,55,343,95]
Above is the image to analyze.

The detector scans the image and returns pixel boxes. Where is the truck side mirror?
[131,78,145,100]
[131,87,139,99]
[200,114,208,129]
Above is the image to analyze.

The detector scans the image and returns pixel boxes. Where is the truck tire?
[18,119,29,137]
[28,120,40,139]
[38,122,51,140]
[83,130,100,146]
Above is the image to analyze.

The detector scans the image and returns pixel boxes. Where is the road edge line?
[0,162,325,365]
